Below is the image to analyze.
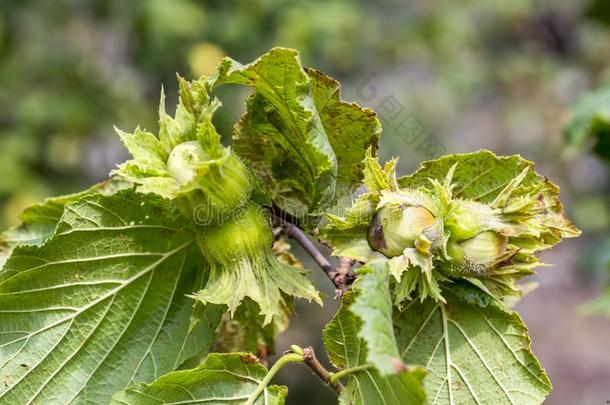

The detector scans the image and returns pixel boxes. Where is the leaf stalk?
[329,364,375,383]
[275,215,355,295]
[245,353,304,405]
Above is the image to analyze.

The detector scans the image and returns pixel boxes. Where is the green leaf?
[0,177,132,269]
[323,293,427,404]
[213,47,338,219]
[0,197,66,266]
[306,68,381,200]
[350,260,403,376]
[111,352,287,405]
[397,150,530,201]
[395,285,552,404]
[0,191,221,404]
[564,85,610,161]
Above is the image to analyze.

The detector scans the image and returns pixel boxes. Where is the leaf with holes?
[395,284,551,404]
[212,48,380,222]
[306,68,381,202]
[0,191,221,404]
[212,48,337,220]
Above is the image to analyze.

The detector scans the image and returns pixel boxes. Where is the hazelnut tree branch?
[300,346,344,395]
[276,219,355,296]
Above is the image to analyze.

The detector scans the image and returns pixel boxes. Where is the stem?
[329,364,375,383]
[274,215,356,295]
[301,346,344,395]
[245,353,303,405]
[283,222,335,276]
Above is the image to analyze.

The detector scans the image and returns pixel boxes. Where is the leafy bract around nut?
[192,203,321,325]
[321,149,580,303]
[113,77,252,224]
[210,47,380,223]
[112,72,321,324]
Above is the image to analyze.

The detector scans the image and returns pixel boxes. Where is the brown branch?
[280,221,356,296]
[282,222,335,277]
[268,208,357,295]
[301,346,344,395]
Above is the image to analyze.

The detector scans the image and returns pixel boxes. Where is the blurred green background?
[1,0,609,403]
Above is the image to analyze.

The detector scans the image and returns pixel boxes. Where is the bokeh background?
[1,1,609,403]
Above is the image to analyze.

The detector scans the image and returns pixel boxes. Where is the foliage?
[0,48,579,404]
[322,150,579,303]
[112,353,288,405]
[394,284,552,404]
[323,261,427,404]
[564,84,610,317]
[0,191,223,403]
[565,84,610,162]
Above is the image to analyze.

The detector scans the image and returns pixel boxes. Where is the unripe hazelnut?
[368,204,437,257]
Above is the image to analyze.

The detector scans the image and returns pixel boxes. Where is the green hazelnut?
[445,200,505,242]
[168,141,253,224]
[368,204,437,257]
[196,203,273,265]
[167,140,210,185]
[459,230,508,265]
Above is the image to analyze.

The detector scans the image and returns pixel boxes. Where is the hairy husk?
[193,203,321,325]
